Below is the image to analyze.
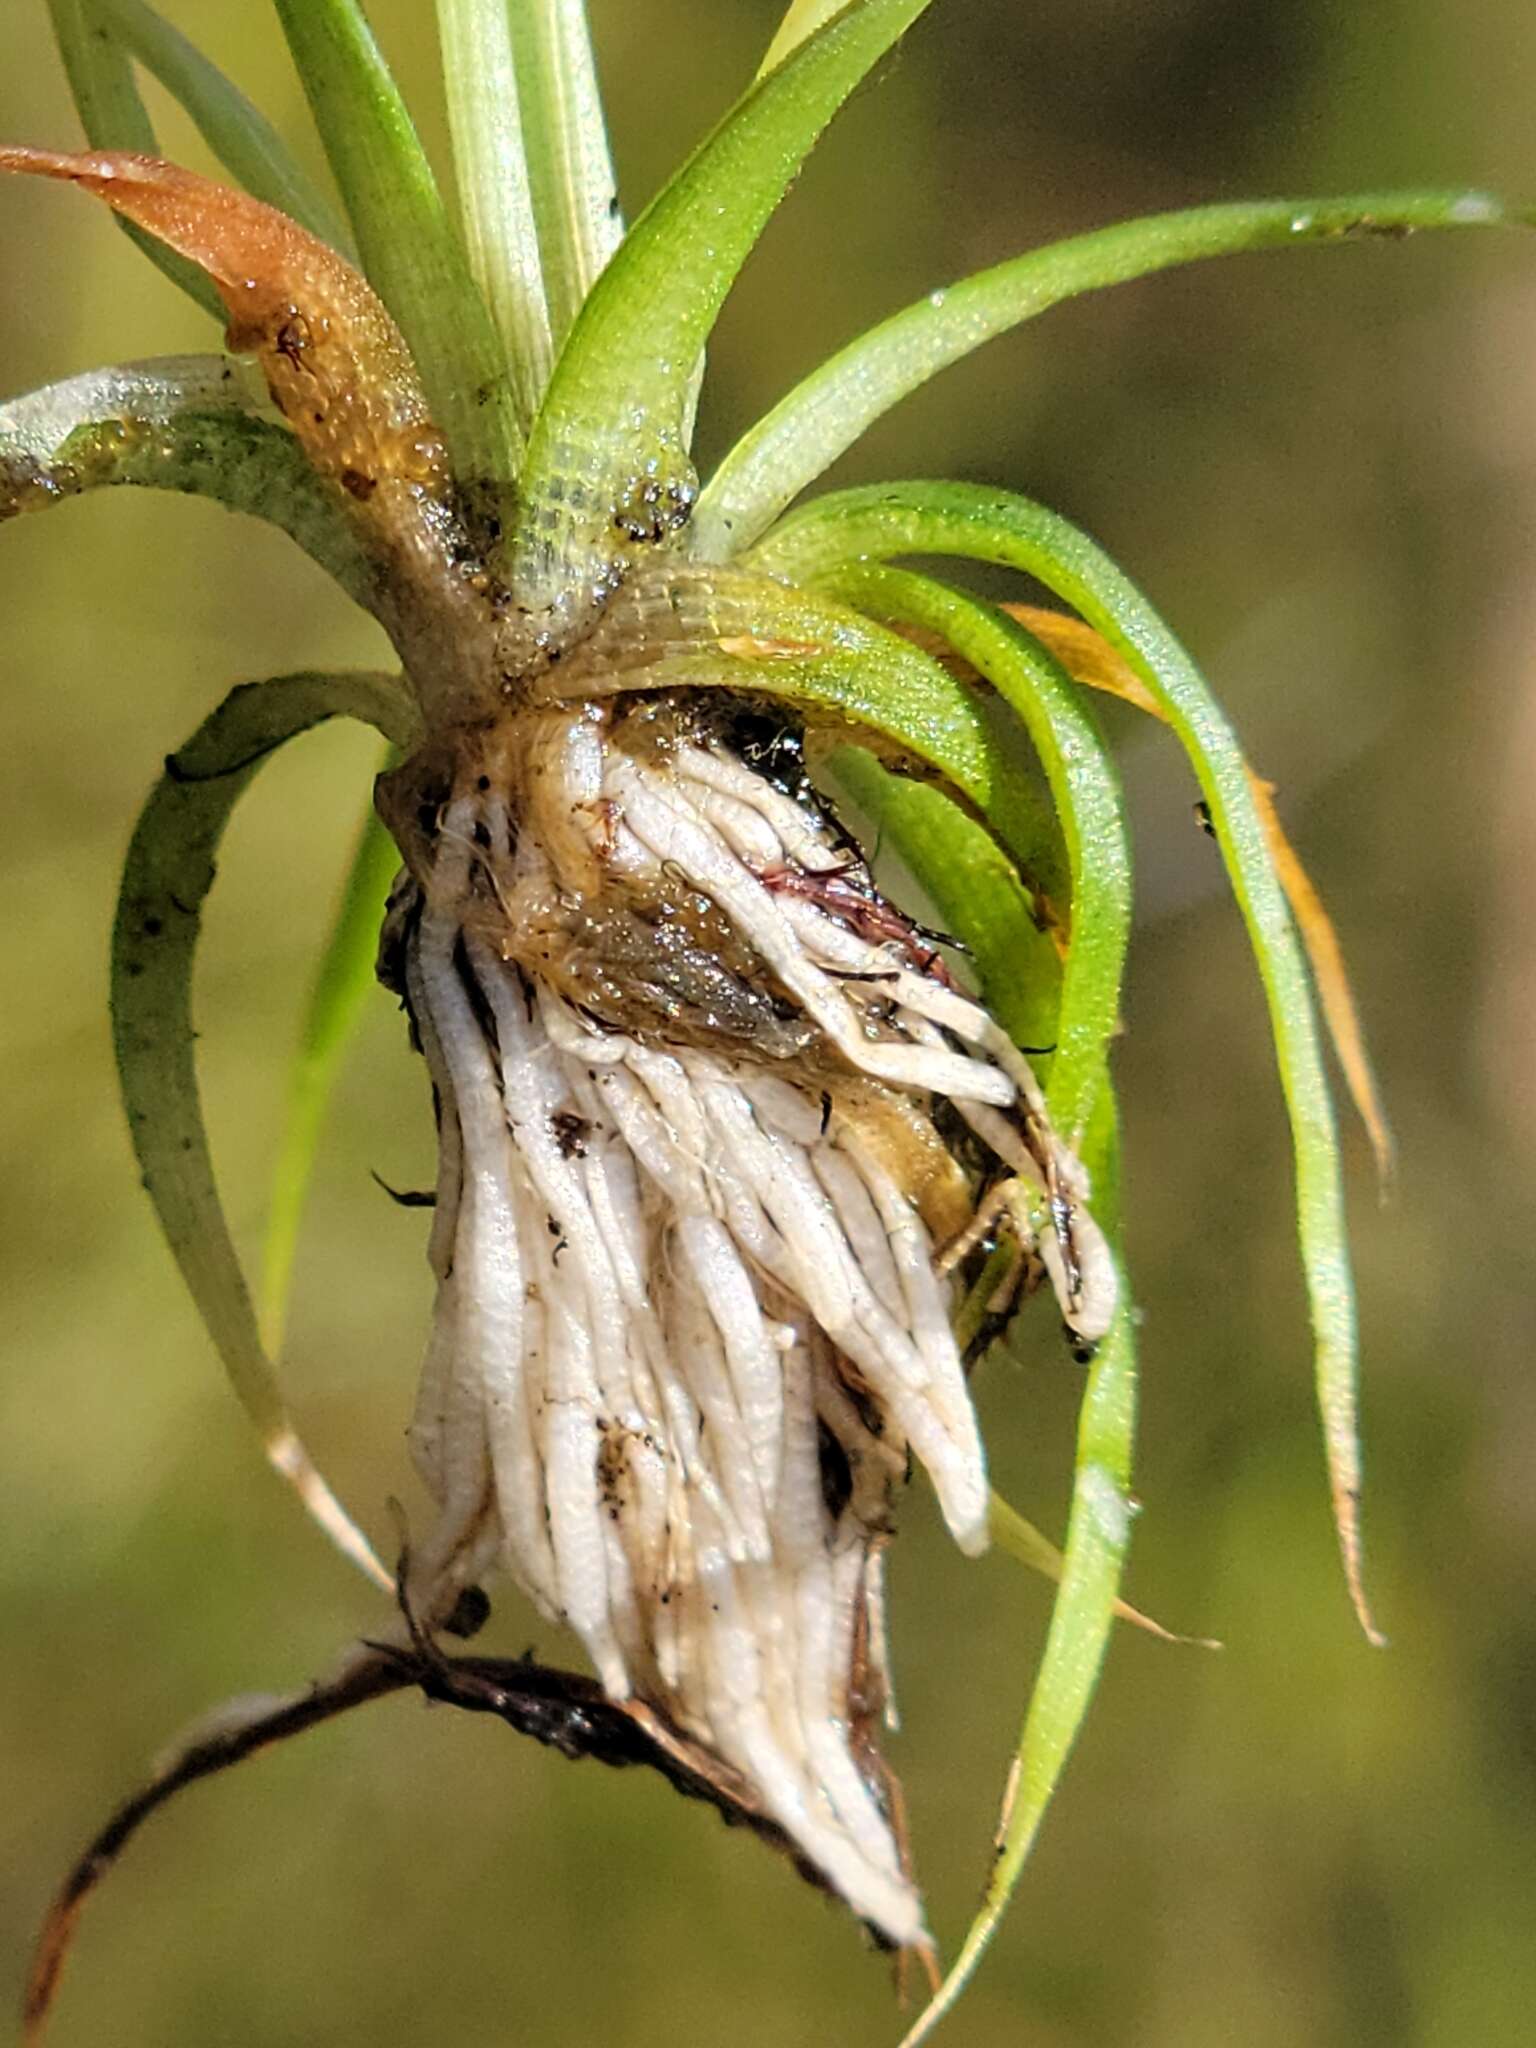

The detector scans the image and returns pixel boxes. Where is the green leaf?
[510,0,624,350]
[505,0,934,646]
[274,0,521,489]
[988,1487,1217,1650]
[45,0,223,316]
[261,789,399,1357]
[754,480,1382,1643]
[697,187,1523,557]
[546,560,1061,889]
[112,670,416,1590]
[0,357,382,606]
[813,562,1130,1144]
[987,1487,1081,1590]
[574,542,1141,2008]
[98,0,354,250]
[820,740,1061,1057]
[904,1253,1138,2047]
[826,620,1147,2022]
[437,0,553,429]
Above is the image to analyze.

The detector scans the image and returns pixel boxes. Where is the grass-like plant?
[3,2,1526,2041]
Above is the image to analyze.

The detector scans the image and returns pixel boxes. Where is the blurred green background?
[3,3,1534,2043]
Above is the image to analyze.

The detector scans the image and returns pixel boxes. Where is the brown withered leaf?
[0,148,449,516]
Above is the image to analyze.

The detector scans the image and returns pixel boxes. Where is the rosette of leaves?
[4,2,1526,2042]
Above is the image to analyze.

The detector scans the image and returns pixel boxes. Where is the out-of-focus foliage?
[2,3,1534,2044]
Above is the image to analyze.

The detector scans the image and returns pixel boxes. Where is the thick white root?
[384,700,1114,1944]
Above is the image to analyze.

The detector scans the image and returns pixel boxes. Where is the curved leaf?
[273,0,521,487]
[112,670,418,1590]
[44,0,222,315]
[905,1263,1138,2046]
[1012,602,1393,1186]
[753,482,1382,1642]
[1245,772,1393,1187]
[0,356,379,604]
[505,0,933,648]
[97,0,353,249]
[697,188,1523,556]
[261,791,400,1357]
[0,150,450,508]
[830,642,1142,2018]
[814,562,1130,1144]
[0,149,495,721]
[817,574,1140,2031]
[543,560,1063,894]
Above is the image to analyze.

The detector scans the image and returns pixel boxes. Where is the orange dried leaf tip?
[0,147,447,505]
[1010,603,1395,1189]
[1002,603,1161,716]
[1245,773,1396,1191]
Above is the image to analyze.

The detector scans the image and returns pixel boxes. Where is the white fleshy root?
[382,699,1114,1946]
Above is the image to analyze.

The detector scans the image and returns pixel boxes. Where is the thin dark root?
[22,1608,894,2045]
[21,1651,405,2046]
[369,1169,437,1208]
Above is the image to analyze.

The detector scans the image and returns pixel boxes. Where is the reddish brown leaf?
[0,148,448,511]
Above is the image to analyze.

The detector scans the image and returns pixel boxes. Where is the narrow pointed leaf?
[838,747,1142,2029]
[988,1493,1210,1647]
[98,0,354,250]
[883,797,1140,2037]
[437,0,552,428]
[273,0,521,486]
[816,563,1130,1143]
[826,650,1161,2013]
[112,671,417,1590]
[618,545,1146,2000]
[1,146,530,729]
[0,149,442,484]
[697,188,1523,556]
[261,792,399,1357]
[45,0,222,315]
[506,0,933,645]
[1245,774,1394,1187]
[817,572,1169,2014]
[0,151,491,723]
[753,482,1382,1642]
[1012,603,1394,1185]
[511,0,624,348]
[821,740,1061,1054]
[0,356,385,602]
[826,711,1130,1615]
[904,1271,1138,2047]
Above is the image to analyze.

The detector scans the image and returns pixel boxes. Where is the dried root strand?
[22,1623,889,2048]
